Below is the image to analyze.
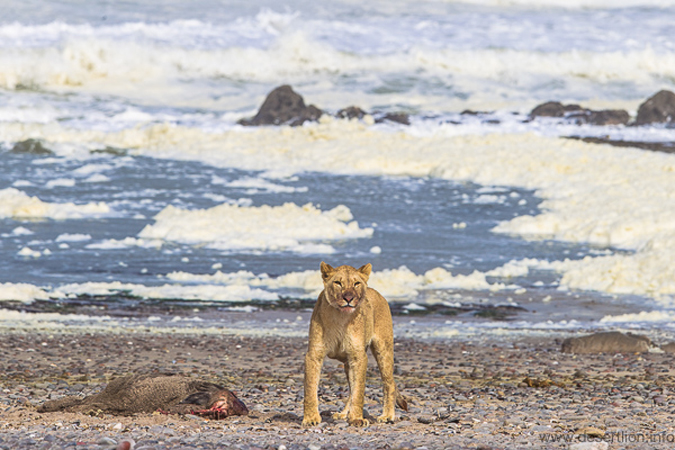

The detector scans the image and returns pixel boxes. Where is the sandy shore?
[2,330,675,450]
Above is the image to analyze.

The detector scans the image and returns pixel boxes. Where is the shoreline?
[2,331,675,449]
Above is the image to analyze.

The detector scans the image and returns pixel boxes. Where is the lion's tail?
[395,390,408,411]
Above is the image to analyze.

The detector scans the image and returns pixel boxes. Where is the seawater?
[1,0,675,335]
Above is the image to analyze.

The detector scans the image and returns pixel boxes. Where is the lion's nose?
[343,291,355,302]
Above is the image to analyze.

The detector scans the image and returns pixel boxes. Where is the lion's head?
[320,262,372,314]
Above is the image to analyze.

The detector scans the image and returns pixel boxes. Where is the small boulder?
[530,101,584,118]
[238,85,323,127]
[567,109,630,126]
[561,331,651,354]
[375,112,411,125]
[634,90,675,125]
[336,106,367,120]
[10,139,53,156]
[661,342,675,353]
[585,109,630,126]
[530,102,629,126]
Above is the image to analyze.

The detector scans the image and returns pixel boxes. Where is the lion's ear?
[320,262,335,281]
[357,263,372,281]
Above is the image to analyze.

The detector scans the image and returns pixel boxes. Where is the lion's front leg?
[346,354,369,427]
[302,349,324,426]
[332,360,351,421]
[371,338,397,423]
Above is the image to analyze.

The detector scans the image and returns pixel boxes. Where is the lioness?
[303,262,407,427]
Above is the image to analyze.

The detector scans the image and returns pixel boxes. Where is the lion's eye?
[354,282,360,287]
[334,281,342,287]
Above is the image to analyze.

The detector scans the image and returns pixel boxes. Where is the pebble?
[2,333,675,450]
[569,443,609,450]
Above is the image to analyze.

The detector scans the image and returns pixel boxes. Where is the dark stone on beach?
[461,109,491,116]
[38,374,248,419]
[660,342,675,353]
[561,331,651,354]
[585,109,630,126]
[375,112,411,125]
[336,106,367,120]
[10,139,53,156]
[564,136,675,153]
[530,101,584,118]
[530,102,629,125]
[474,305,526,320]
[238,85,323,127]
[634,90,675,125]
[90,146,128,156]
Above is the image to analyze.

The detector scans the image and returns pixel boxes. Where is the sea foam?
[136,202,372,253]
[0,187,111,220]
[3,116,675,301]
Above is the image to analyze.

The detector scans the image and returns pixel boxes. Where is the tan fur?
[302,262,407,427]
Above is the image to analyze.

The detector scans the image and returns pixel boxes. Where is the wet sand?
[2,331,675,449]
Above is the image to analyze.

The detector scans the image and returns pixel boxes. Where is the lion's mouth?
[340,304,356,312]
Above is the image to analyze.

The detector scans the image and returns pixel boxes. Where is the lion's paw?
[349,418,370,427]
[332,411,348,421]
[302,415,322,427]
[376,414,396,424]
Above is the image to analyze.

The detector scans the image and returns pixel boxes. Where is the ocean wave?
[1,29,674,111]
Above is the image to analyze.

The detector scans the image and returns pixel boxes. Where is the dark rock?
[460,110,491,116]
[566,109,630,126]
[585,109,630,126]
[336,106,367,120]
[564,136,675,154]
[660,342,675,353]
[634,90,675,125]
[417,414,436,424]
[473,305,526,320]
[530,101,584,118]
[531,101,629,126]
[10,139,53,156]
[375,112,411,125]
[90,146,128,156]
[561,331,651,354]
[238,85,323,127]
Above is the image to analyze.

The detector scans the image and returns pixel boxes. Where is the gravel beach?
[2,330,675,450]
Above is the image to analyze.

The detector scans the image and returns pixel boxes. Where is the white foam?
[0,283,50,302]
[86,237,162,250]
[223,176,307,194]
[166,265,509,301]
[83,173,111,183]
[0,309,116,331]
[3,119,675,302]
[600,310,675,324]
[5,226,33,236]
[0,187,111,220]
[45,178,75,189]
[137,202,372,253]
[72,163,113,176]
[51,281,278,302]
[55,233,92,242]
[17,247,41,258]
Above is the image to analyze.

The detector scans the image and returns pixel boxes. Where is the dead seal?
[38,374,248,419]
